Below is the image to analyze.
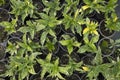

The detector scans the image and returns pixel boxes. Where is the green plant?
[78,18,99,53]
[37,13,61,45]
[66,57,83,75]
[0,0,120,80]
[37,53,70,80]
[10,0,35,22]
[105,12,120,32]
[80,0,105,14]
[59,34,80,54]
[3,52,41,80]
[0,19,17,34]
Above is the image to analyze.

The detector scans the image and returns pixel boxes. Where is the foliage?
[0,0,4,6]
[0,0,120,80]
[4,52,41,80]
[59,34,80,54]
[10,0,35,22]
[37,53,70,80]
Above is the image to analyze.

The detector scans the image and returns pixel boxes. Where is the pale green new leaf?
[67,45,73,54]
[28,66,36,74]
[46,53,52,62]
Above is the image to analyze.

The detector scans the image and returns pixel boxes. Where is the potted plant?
[0,0,120,80]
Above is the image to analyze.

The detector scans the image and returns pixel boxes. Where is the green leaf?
[48,29,56,37]
[73,41,81,47]
[37,59,44,65]
[36,24,46,32]
[59,40,70,46]
[23,33,27,44]
[54,58,59,67]
[76,26,82,35]
[29,66,36,74]
[77,45,89,53]
[31,52,42,58]
[20,69,28,79]
[67,45,73,54]
[59,67,70,75]
[56,73,65,80]
[92,47,103,65]
[0,0,5,6]
[40,13,48,19]
[17,42,32,51]
[46,53,52,62]
[40,31,48,46]
[6,41,17,55]
[18,27,30,33]
[41,68,47,79]
[30,30,35,39]
[90,35,99,43]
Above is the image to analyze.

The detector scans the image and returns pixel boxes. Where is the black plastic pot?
[81,53,95,65]
[98,37,115,57]
[55,25,62,36]
[0,26,8,43]
[60,54,69,65]
[0,43,6,60]
[66,74,81,80]
[0,61,6,74]
[45,77,56,80]
[9,32,23,39]
[70,52,80,62]
[111,31,120,40]
[0,8,11,22]
[95,12,105,20]
[61,26,73,34]
[0,0,10,10]
[33,0,44,12]
[30,71,44,80]
[115,0,120,18]
[99,20,116,38]
[8,37,22,44]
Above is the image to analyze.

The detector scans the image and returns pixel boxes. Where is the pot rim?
[97,37,116,57]
[98,19,116,38]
